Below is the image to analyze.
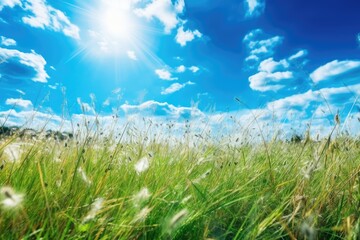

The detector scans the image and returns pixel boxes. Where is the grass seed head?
[300,217,316,240]
[335,112,340,125]
[167,209,189,232]
[132,206,152,223]
[0,186,24,209]
[3,143,22,162]
[78,167,92,185]
[134,157,150,174]
[82,198,104,223]
[133,187,151,207]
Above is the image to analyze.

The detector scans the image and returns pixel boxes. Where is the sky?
[0,0,360,139]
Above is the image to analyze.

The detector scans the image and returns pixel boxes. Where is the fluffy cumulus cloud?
[176,65,186,73]
[258,58,289,73]
[0,0,21,10]
[5,98,33,109]
[266,83,360,121]
[161,81,194,95]
[1,36,17,46]
[310,60,360,84]
[249,71,294,92]
[189,66,199,73]
[134,0,185,34]
[245,0,265,18]
[243,29,283,64]
[248,56,307,92]
[244,29,311,92]
[0,0,79,39]
[22,0,80,39]
[175,26,202,46]
[121,100,203,119]
[155,69,177,80]
[175,65,200,73]
[0,47,49,82]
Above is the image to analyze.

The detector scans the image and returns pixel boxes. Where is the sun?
[99,2,137,44]
[84,0,145,56]
[68,0,160,70]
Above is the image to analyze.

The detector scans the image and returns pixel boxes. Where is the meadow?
[0,117,360,240]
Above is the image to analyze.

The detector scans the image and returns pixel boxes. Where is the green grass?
[0,124,360,239]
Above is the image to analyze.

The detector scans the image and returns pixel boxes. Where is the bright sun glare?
[87,0,143,56]
[100,4,136,43]
[70,0,159,68]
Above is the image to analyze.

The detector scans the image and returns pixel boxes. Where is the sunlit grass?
[0,117,360,239]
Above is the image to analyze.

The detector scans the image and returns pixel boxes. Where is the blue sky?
[0,0,360,138]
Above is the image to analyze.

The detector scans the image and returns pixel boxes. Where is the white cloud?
[21,0,80,39]
[175,26,202,46]
[161,81,194,95]
[121,100,203,119]
[175,65,200,73]
[134,0,184,34]
[176,65,186,73]
[310,60,360,83]
[0,109,64,130]
[1,36,16,46]
[5,98,33,109]
[155,69,177,80]
[77,97,95,114]
[249,71,294,92]
[174,0,185,13]
[189,66,199,73]
[266,83,360,120]
[0,0,21,10]
[245,0,265,18]
[289,50,308,61]
[127,50,137,60]
[0,47,49,82]
[258,58,289,73]
[243,31,311,92]
[245,54,259,63]
[243,29,283,63]
[267,90,317,112]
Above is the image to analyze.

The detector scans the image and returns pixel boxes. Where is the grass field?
[0,119,360,239]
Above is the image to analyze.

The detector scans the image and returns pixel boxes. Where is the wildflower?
[78,167,92,185]
[0,186,23,209]
[133,188,151,207]
[82,198,104,223]
[134,157,149,174]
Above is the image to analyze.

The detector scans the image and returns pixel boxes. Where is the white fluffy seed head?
[133,187,151,207]
[0,186,24,209]
[82,198,104,223]
[134,157,150,174]
[168,209,189,231]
